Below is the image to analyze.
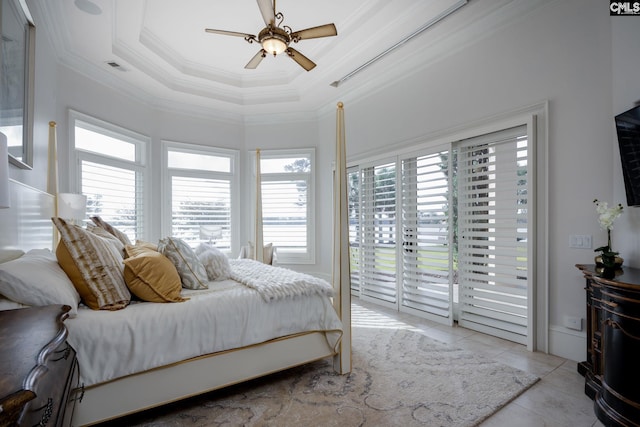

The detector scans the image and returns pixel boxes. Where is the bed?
[0,180,351,426]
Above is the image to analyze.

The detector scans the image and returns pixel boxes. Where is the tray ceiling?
[31,0,539,121]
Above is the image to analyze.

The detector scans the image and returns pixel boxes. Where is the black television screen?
[615,104,640,207]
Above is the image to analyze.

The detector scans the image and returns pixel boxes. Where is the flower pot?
[594,255,624,269]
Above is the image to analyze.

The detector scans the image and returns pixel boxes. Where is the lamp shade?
[57,193,87,222]
[0,132,9,209]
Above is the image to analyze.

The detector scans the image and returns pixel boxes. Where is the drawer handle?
[32,397,53,427]
[605,319,640,341]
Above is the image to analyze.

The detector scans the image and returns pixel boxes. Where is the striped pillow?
[158,237,208,290]
[90,216,132,246]
[87,224,126,258]
[53,217,130,310]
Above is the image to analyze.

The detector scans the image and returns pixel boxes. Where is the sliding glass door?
[348,122,534,344]
[456,125,532,345]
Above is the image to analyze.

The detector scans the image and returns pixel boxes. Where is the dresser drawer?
[19,342,78,427]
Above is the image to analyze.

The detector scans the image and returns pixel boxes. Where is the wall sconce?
[0,132,10,209]
[57,193,87,225]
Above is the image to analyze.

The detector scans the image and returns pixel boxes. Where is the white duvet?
[65,279,343,387]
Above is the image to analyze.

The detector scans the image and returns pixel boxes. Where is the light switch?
[569,235,592,249]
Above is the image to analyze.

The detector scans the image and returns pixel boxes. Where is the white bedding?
[65,279,342,387]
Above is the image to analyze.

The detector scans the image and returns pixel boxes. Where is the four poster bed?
[0,105,352,426]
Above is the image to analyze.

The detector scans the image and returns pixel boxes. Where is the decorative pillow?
[135,240,158,252]
[53,217,130,311]
[123,248,187,303]
[0,249,25,264]
[88,224,126,258]
[90,216,132,246]
[196,244,231,281]
[244,241,275,265]
[124,240,158,258]
[157,237,208,290]
[194,242,214,256]
[0,248,81,316]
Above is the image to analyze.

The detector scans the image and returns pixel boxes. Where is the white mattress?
[65,280,343,387]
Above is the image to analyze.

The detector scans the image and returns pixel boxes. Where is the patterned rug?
[97,326,538,427]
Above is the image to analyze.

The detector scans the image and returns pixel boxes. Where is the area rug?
[98,327,538,427]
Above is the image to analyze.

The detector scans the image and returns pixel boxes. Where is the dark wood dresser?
[576,264,640,427]
[0,305,79,427]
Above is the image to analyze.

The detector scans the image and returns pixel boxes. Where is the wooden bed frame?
[0,180,352,426]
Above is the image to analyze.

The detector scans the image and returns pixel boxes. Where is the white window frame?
[68,110,150,241]
[255,148,316,264]
[161,140,240,254]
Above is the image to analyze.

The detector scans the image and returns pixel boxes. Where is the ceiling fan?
[205,0,337,71]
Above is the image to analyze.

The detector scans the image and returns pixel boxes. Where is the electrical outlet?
[569,235,592,249]
[564,316,583,331]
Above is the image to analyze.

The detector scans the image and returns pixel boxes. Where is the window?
[258,149,315,263]
[71,111,149,242]
[163,142,239,252]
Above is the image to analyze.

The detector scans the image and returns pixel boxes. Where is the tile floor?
[353,298,605,427]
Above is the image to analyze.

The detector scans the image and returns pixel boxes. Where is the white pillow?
[0,249,81,317]
[243,241,274,265]
[0,249,25,264]
[0,296,28,310]
[196,244,231,281]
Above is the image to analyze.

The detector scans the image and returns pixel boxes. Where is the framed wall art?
[1,0,35,169]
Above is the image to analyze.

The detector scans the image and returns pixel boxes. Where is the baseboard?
[548,324,586,362]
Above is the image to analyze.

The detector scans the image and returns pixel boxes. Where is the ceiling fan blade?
[286,47,316,71]
[256,0,275,26]
[205,28,255,38]
[290,23,337,41]
[245,49,267,69]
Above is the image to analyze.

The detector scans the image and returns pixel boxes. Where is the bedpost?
[332,102,351,374]
[48,121,59,246]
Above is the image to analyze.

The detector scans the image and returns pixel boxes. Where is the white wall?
[319,0,615,361]
[20,0,635,360]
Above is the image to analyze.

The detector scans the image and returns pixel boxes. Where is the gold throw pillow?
[123,249,187,303]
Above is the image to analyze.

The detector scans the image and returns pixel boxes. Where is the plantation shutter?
[171,176,231,250]
[81,159,144,242]
[348,168,361,293]
[166,145,235,251]
[75,117,147,243]
[457,125,531,344]
[360,162,397,304]
[400,151,452,322]
[261,178,308,252]
[257,150,314,263]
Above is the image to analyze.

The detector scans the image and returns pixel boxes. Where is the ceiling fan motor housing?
[258,26,291,55]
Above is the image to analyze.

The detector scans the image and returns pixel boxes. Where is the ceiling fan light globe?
[262,37,287,56]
